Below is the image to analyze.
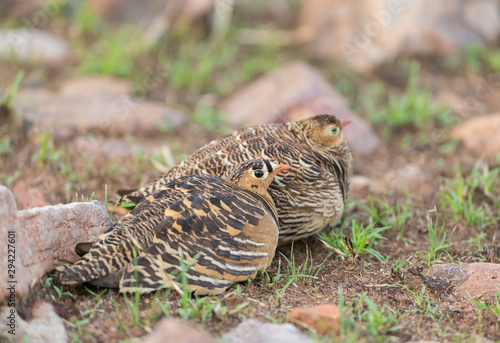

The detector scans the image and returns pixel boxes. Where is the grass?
[160,29,284,98]
[34,131,83,199]
[440,166,500,227]
[44,274,76,300]
[71,2,145,78]
[418,209,454,267]
[449,44,500,73]
[359,63,452,138]
[191,103,231,133]
[352,294,402,338]
[319,220,389,262]
[325,291,401,342]
[471,289,500,321]
[0,70,24,114]
[354,195,413,237]
[258,245,324,302]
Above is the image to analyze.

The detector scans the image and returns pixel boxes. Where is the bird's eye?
[328,127,340,137]
[251,169,268,180]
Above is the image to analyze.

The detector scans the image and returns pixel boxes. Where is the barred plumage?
[117,115,353,244]
[57,160,291,295]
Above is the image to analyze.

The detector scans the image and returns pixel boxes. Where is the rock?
[14,77,185,141]
[289,304,341,336]
[425,263,500,299]
[452,113,500,160]
[222,319,313,343]
[0,186,112,298]
[0,301,68,343]
[141,318,214,343]
[12,180,48,209]
[373,164,435,195]
[299,0,500,73]
[0,29,70,65]
[219,61,381,155]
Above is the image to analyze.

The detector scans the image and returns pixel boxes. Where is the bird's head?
[223,159,292,197]
[297,114,351,148]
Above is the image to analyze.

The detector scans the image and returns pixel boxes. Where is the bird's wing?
[119,187,276,294]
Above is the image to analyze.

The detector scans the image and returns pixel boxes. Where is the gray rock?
[0,301,68,343]
[14,77,185,141]
[219,61,381,155]
[299,0,500,72]
[0,186,112,298]
[0,29,70,65]
[222,319,313,343]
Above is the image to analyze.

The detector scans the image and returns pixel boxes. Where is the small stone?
[289,304,341,336]
[14,77,185,141]
[0,186,112,298]
[425,263,500,299]
[222,319,313,343]
[141,318,214,343]
[0,301,68,343]
[0,29,70,65]
[12,180,48,209]
[452,113,500,161]
[219,61,380,155]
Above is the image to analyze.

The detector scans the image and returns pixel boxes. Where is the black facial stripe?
[264,160,272,172]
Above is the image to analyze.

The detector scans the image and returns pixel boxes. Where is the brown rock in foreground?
[452,113,500,160]
[141,318,214,343]
[0,186,112,298]
[425,263,500,299]
[0,301,68,343]
[219,61,380,155]
[289,304,341,335]
[299,0,500,72]
[15,77,185,141]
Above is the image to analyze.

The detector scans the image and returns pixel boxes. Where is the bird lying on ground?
[115,114,353,244]
[58,160,291,295]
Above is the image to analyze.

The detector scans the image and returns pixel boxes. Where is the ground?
[1,3,500,342]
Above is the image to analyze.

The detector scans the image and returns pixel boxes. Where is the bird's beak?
[273,164,292,174]
[342,119,352,127]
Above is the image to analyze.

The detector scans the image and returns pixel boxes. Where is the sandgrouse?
[58,160,291,295]
[117,115,353,244]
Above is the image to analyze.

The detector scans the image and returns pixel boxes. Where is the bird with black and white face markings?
[115,114,352,244]
[57,159,291,295]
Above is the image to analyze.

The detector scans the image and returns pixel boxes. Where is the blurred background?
[0,0,499,207]
[3,2,500,342]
